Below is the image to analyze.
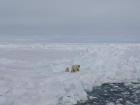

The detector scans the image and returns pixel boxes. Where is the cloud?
[0,0,140,41]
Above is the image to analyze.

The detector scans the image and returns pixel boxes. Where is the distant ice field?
[0,42,140,105]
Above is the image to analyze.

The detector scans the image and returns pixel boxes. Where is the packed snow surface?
[0,42,140,105]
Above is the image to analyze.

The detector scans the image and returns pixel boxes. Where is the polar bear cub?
[65,65,80,73]
[65,67,70,72]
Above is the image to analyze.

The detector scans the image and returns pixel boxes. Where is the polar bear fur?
[65,65,80,73]
[71,65,80,72]
[65,67,70,72]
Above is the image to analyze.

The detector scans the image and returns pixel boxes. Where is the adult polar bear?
[65,65,80,73]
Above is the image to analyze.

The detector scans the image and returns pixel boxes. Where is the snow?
[0,42,140,105]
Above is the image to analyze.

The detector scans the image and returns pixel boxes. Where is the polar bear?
[65,67,70,72]
[71,65,80,72]
[65,65,80,73]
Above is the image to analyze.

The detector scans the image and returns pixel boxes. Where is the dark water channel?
[75,82,140,105]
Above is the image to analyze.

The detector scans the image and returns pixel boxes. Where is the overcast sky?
[0,0,140,42]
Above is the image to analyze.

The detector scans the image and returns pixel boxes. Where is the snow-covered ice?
[0,42,140,105]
